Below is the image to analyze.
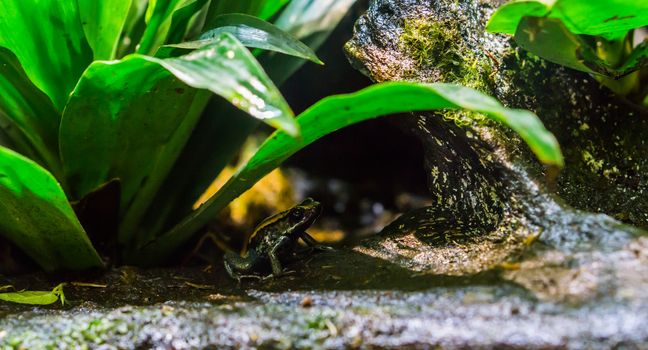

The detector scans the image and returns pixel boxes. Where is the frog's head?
[286,197,322,233]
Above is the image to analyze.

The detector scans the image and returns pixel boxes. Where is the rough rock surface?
[2,0,648,348]
[342,0,648,346]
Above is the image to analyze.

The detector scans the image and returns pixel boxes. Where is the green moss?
[399,18,492,89]
[400,19,462,69]
[399,18,494,127]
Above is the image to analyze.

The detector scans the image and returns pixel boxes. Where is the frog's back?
[243,211,290,253]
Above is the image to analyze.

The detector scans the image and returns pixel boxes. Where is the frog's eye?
[290,208,304,220]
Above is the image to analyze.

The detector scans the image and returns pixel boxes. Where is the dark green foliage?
[487,0,648,103]
[0,0,561,273]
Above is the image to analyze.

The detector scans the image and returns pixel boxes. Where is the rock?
[342,0,648,345]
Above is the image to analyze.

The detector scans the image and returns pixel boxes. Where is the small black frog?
[224,198,330,281]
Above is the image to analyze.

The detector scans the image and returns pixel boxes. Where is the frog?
[224,197,330,281]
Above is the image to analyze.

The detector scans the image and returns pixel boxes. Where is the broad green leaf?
[0,147,102,272]
[165,0,210,44]
[78,0,133,60]
[135,82,562,264]
[117,0,150,56]
[136,0,355,241]
[124,0,151,34]
[0,0,93,111]
[514,17,598,74]
[272,0,356,41]
[258,0,291,20]
[138,0,184,54]
[0,115,42,167]
[168,14,323,64]
[514,17,642,81]
[206,0,288,24]
[488,0,648,38]
[486,0,552,34]
[161,33,297,135]
[0,47,62,176]
[60,57,202,211]
[61,33,295,245]
[0,283,66,305]
[264,0,356,84]
[0,124,11,148]
[552,0,648,37]
[512,22,641,96]
[119,90,210,248]
[135,105,258,242]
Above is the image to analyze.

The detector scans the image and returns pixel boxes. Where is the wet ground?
[2,198,648,349]
[3,279,647,349]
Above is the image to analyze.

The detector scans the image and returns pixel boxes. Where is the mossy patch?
[400,19,462,70]
[399,18,493,91]
[399,18,495,127]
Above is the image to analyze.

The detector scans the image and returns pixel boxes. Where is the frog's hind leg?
[300,232,334,251]
[224,251,262,282]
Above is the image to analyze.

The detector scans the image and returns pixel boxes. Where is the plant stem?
[137,16,162,55]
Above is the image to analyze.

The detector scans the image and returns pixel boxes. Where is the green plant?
[487,0,648,105]
[0,283,67,305]
[0,0,562,271]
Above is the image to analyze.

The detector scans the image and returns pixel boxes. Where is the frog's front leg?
[300,232,334,251]
[269,235,292,276]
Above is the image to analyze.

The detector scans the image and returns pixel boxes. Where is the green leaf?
[0,147,102,272]
[135,105,258,243]
[0,283,66,305]
[160,33,297,134]
[78,0,133,60]
[0,0,93,111]
[117,0,150,56]
[61,33,295,246]
[272,0,356,40]
[264,0,356,84]
[135,82,562,264]
[206,0,288,24]
[0,124,12,148]
[258,0,291,20]
[488,0,648,37]
[60,57,203,208]
[125,0,151,34]
[136,0,355,241]
[165,0,210,44]
[168,13,323,64]
[514,17,598,74]
[513,17,641,80]
[486,0,552,35]
[0,47,62,176]
[0,115,42,167]
[138,0,184,54]
[552,0,648,37]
